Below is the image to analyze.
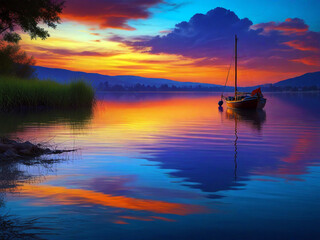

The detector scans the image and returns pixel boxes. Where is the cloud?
[32,46,120,57]
[292,56,320,66]
[107,33,153,46]
[159,30,172,34]
[284,31,320,52]
[90,32,101,36]
[160,2,190,11]
[253,18,309,35]
[62,0,163,30]
[122,7,320,70]
[127,8,264,58]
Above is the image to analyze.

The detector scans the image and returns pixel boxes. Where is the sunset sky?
[20,0,320,86]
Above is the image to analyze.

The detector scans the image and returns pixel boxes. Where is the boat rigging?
[219,35,267,109]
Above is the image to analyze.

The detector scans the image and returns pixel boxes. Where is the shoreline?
[0,137,75,160]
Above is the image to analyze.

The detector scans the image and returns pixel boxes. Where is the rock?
[3,148,20,158]
[44,148,52,154]
[14,142,33,151]
[0,137,75,160]
[0,138,18,145]
[18,148,34,156]
[51,150,63,154]
[23,141,34,149]
[32,146,45,155]
[0,143,13,153]
[24,141,33,146]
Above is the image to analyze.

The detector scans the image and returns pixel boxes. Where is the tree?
[0,0,64,78]
[0,42,35,78]
[0,0,65,43]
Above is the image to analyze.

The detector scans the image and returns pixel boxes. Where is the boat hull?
[226,97,266,109]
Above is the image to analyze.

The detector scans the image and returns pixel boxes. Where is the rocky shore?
[0,138,74,160]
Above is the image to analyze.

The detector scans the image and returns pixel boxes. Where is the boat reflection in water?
[225,108,266,131]
[222,107,267,179]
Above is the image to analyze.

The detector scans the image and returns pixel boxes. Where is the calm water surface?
[0,92,320,239]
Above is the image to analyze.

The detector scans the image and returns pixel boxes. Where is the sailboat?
[223,35,267,109]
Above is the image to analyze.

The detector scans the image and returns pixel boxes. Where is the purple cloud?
[123,7,320,71]
[253,18,309,35]
[31,46,120,57]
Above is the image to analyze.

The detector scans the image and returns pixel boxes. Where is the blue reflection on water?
[1,92,320,239]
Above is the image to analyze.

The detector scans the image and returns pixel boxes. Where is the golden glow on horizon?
[19,31,309,86]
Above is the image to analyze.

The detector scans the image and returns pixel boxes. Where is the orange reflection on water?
[116,215,176,223]
[93,96,219,127]
[113,220,129,225]
[282,131,319,164]
[272,131,320,176]
[89,96,222,146]
[120,216,154,222]
[14,95,224,151]
[150,216,176,222]
[19,184,205,215]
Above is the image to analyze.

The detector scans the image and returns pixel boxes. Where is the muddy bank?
[0,138,74,160]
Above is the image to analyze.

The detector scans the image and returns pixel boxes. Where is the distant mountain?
[236,71,320,92]
[273,71,320,87]
[33,66,225,89]
[34,66,320,90]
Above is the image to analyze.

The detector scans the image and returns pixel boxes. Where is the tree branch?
[0,26,10,35]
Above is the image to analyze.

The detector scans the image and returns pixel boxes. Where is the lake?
[1,92,320,240]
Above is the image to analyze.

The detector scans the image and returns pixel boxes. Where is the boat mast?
[235,35,238,100]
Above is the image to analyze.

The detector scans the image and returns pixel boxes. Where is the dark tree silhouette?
[0,0,64,78]
[0,0,65,43]
[0,42,35,78]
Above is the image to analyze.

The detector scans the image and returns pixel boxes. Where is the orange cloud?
[90,32,101,36]
[62,0,163,30]
[159,30,172,34]
[254,18,309,35]
[292,56,320,66]
[284,40,319,51]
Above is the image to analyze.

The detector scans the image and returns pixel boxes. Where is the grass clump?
[0,75,95,111]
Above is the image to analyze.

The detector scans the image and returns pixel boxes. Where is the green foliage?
[0,75,95,111]
[3,32,21,44]
[0,0,64,80]
[0,0,64,42]
[0,42,35,78]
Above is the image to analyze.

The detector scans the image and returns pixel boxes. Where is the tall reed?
[0,75,95,111]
